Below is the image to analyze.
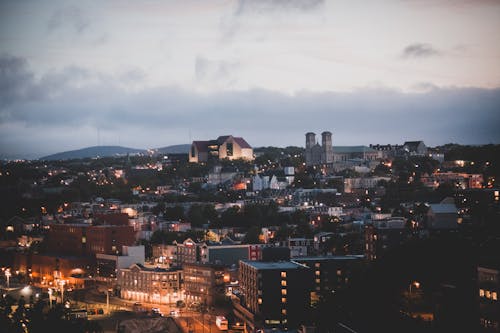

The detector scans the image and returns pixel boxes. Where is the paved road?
[68,289,226,333]
[177,313,219,333]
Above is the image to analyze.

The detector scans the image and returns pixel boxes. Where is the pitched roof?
[233,137,252,149]
[192,141,209,153]
[217,135,232,144]
[403,141,424,149]
[193,136,252,151]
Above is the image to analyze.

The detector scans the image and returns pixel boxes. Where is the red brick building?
[46,224,136,256]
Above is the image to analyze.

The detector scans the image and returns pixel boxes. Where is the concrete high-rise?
[234,260,312,331]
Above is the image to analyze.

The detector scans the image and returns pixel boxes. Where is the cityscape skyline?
[1,2,499,331]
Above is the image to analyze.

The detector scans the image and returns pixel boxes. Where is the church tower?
[321,131,333,163]
[305,132,316,166]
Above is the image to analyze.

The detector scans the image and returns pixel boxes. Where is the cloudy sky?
[1,0,500,158]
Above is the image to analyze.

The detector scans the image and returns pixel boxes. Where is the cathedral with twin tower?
[305,131,334,166]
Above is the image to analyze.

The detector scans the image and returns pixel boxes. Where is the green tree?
[291,209,308,225]
[275,224,292,241]
[204,204,220,226]
[188,204,206,227]
[243,226,261,244]
[293,223,313,239]
[150,230,180,245]
[219,206,241,227]
[152,202,166,216]
[164,205,185,220]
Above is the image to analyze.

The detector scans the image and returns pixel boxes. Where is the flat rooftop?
[293,255,364,261]
[240,260,307,270]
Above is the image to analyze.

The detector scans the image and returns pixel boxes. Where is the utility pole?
[107,288,113,314]
[48,288,53,308]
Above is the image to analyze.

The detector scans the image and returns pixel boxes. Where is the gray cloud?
[405,0,500,8]
[402,43,440,59]
[47,5,90,34]
[195,56,240,86]
[1,55,499,158]
[221,0,324,41]
[235,0,325,15]
[0,54,35,108]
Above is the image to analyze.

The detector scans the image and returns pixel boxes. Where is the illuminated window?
[258,298,262,304]
[480,289,485,297]
[82,236,86,243]
[281,297,286,303]
[281,289,287,295]
[281,309,287,315]
[281,272,287,278]
[281,280,287,287]
[486,290,491,299]
[314,263,320,268]
[315,270,320,276]
[315,278,320,284]
[337,269,342,276]
[493,292,498,301]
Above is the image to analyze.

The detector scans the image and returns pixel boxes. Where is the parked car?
[151,307,162,317]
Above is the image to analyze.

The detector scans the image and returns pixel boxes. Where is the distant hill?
[154,144,191,154]
[39,146,147,160]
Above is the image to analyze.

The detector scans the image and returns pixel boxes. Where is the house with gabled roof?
[427,197,459,229]
[189,135,253,163]
[403,140,427,156]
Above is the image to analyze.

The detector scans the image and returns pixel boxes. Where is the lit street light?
[409,281,420,295]
[5,269,11,288]
[59,280,66,304]
[48,288,53,308]
[408,281,421,317]
[106,288,113,314]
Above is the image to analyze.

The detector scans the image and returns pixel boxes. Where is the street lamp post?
[408,281,420,316]
[409,281,420,295]
[107,288,113,314]
[48,288,53,308]
[59,280,66,304]
[5,269,11,289]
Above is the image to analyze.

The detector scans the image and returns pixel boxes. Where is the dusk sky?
[1,0,500,158]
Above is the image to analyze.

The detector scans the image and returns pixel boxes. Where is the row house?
[118,264,184,305]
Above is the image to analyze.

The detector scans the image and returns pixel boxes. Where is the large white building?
[189,135,253,163]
